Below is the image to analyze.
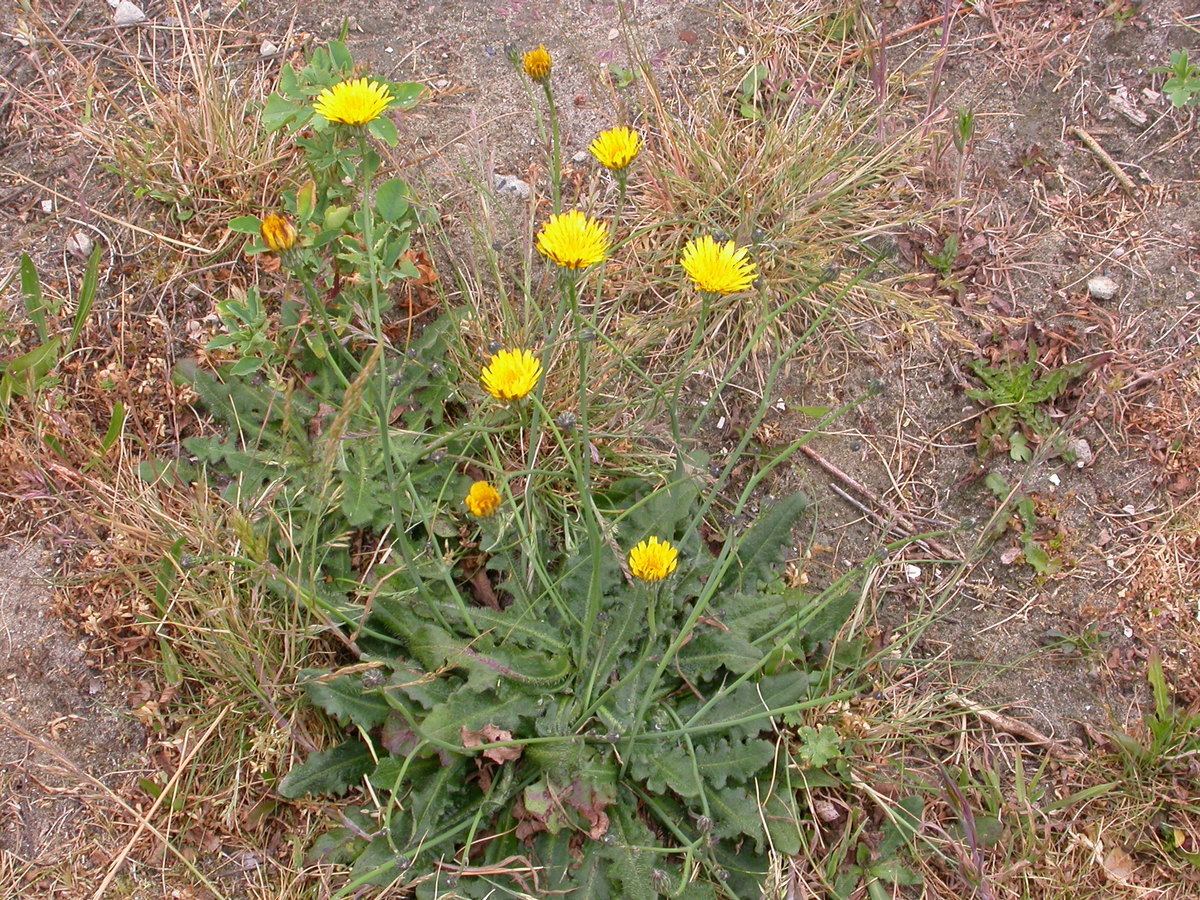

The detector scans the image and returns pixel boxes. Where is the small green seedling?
[924,233,959,278]
[1,245,102,411]
[985,473,1060,575]
[952,107,976,154]
[967,345,1086,459]
[1154,49,1200,108]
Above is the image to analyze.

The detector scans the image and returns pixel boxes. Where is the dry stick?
[799,445,958,560]
[1069,126,1137,194]
[90,705,233,900]
[948,693,1086,762]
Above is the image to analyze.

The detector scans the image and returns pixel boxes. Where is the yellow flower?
[313,77,394,126]
[680,235,759,296]
[523,45,552,82]
[481,348,542,401]
[465,481,502,517]
[260,214,297,252]
[536,210,610,270]
[590,126,642,171]
[628,536,679,582]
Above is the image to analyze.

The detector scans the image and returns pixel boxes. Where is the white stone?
[114,1,146,26]
[904,564,922,582]
[40,199,54,213]
[65,231,93,258]
[493,174,531,200]
[260,40,279,58]
[1087,275,1118,300]
[1066,437,1093,468]
[1049,473,1061,486]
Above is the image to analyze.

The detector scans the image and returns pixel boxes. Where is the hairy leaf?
[708,784,765,843]
[305,673,390,729]
[721,493,809,592]
[629,741,702,797]
[686,672,813,739]
[278,738,373,798]
[676,629,761,680]
[418,687,539,745]
[693,737,776,789]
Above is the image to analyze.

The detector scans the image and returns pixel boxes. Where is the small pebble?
[40,199,54,213]
[113,0,147,26]
[1066,437,1093,468]
[1087,275,1118,301]
[260,39,279,57]
[65,231,94,258]
[572,150,588,164]
[493,174,531,200]
[904,564,921,582]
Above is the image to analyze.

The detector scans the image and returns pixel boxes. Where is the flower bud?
[260,214,297,252]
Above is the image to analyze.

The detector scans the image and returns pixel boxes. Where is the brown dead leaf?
[461,724,522,764]
[1101,845,1138,883]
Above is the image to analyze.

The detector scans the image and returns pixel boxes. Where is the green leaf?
[338,443,386,527]
[323,205,352,231]
[1022,541,1059,575]
[1008,431,1032,462]
[984,472,1009,498]
[374,178,410,222]
[693,737,776,788]
[228,357,263,377]
[794,725,842,768]
[278,738,374,798]
[707,784,764,843]
[348,834,407,887]
[603,809,658,900]
[418,687,538,745]
[687,672,813,739]
[67,243,101,353]
[305,673,391,729]
[19,254,47,342]
[676,629,761,680]
[368,115,399,147]
[762,792,802,855]
[390,82,426,109]
[801,587,858,646]
[4,338,61,393]
[722,493,809,591]
[869,857,923,886]
[228,215,264,235]
[262,94,309,132]
[629,742,702,797]
[878,795,925,858]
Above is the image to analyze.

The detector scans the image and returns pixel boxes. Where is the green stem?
[353,132,477,636]
[543,81,561,213]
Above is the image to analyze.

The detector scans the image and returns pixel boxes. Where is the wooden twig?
[799,445,958,560]
[948,693,1086,762]
[1069,126,1137,194]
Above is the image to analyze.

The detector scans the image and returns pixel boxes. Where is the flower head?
[481,348,543,401]
[536,210,610,270]
[680,235,758,296]
[260,214,297,252]
[465,481,502,517]
[523,45,552,82]
[628,536,679,582]
[313,77,394,126]
[590,126,642,172]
